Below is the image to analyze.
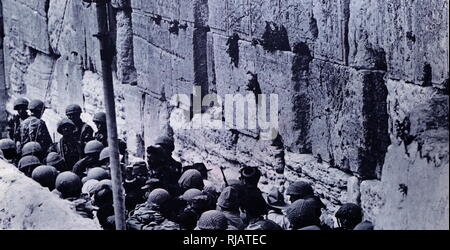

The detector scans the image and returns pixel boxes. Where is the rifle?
[219,166,229,187]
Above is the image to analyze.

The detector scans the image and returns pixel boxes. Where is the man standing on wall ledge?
[65,104,94,149]
[6,97,29,146]
[19,99,53,154]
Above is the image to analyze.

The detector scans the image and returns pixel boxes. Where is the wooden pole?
[90,0,126,230]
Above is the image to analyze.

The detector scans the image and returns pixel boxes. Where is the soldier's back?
[20,116,52,152]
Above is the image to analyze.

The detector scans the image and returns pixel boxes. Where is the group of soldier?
[0,97,374,230]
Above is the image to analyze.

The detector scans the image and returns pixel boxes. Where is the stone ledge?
[0,160,101,230]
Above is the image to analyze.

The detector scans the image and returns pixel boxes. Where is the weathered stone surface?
[208,0,349,64]
[2,38,36,95]
[1,0,448,230]
[377,79,449,230]
[132,10,195,99]
[2,0,50,54]
[211,33,311,152]
[115,10,137,85]
[0,4,7,136]
[0,160,101,230]
[22,52,57,102]
[386,80,449,168]
[345,176,361,204]
[52,55,84,115]
[377,143,449,230]
[309,60,390,179]
[285,152,351,226]
[349,0,449,86]
[360,180,383,223]
[47,0,101,71]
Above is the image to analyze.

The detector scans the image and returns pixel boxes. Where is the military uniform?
[74,122,94,148]
[127,204,178,230]
[6,114,28,143]
[150,159,183,196]
[20,116,53,154]
[95,130,108,147]
[67,194,95,219]
[7,97,29,144]
[124,178,147,212]
[49,137,83,171]
[72,156,102,178]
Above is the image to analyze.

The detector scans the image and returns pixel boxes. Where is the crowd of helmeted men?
[0,97,374,230]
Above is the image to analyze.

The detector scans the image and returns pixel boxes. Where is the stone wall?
[0,160,101,230]
[0,0,448,229]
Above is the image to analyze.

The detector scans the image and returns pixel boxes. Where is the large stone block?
[2,0,50,54]
[53,55,84,115]
[249,0,315,42]
[132,10,196,99]
[22,52,57,102]
[377,80,449,229]
[311,0,350,63]
[349,0,449,86]
[309,60,350,164]
[2,38,36,96]
[309,60,390,179]
[47,0,101,71]
[212,33,312,152]
[115,10,137,85]
[377,142,449,230]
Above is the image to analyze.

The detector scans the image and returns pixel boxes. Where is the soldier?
[286,181,326,226]
[65,104,94,148]
[148,136,182,174]
[92,112,128,162]
[19,99,53,153]
[264,187,290,230]
[237,166,269,225]
[127,188,178,230]
[241,186,269,227]
[147,142,182,196]
[46,152,70,172]
[99,146,130,185]
[6,97,29,144]
[82,167,110,184]
[0,138,19,165]
[72,140,104,178]
[286,199,322,230]
[31,165,59,191]
[21,142,44,161]
[286,181,314,203]
[92,180,116,230]
[196,210,229,230]
[216,186,246,230]
[93,112,108,147]
[18,155,41,177]
[183,163,211,180]
[98,147,110,167]
[55,172,95,219]
[123,161,150,212]
[335,203,364,230]
[48,118,83,170]
[178,169,204,193]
